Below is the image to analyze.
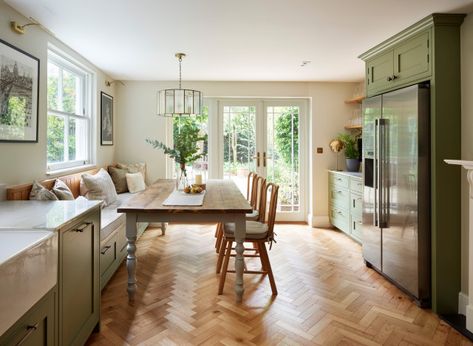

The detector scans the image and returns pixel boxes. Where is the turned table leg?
[126,214,138,302]
[233,214,246,303]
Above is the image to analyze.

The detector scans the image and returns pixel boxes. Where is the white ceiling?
[6,0,473,82]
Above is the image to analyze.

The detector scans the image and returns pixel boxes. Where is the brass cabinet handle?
[252,152,260,167]
[16,323,38,346]
[101,245,112,255]
[75,222,92,232]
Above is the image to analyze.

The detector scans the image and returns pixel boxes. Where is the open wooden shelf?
[344,124,362,130]
[344,96,365,104]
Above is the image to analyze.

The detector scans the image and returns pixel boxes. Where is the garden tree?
[274,107,299,168]
[223,109,255,169]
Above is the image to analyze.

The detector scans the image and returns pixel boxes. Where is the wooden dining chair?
[216,183,279,295]
[215,172,262,253]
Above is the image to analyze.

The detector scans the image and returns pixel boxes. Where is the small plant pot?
[346,159,360,172]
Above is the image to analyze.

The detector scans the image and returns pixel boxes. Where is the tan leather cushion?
[246,210,259,221]
[224,221,268,240]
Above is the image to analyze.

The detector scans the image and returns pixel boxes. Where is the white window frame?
[46,47,94,172]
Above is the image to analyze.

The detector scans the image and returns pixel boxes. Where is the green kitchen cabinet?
[365,30,431,96]
[329,171,362,243]
[359,13,465,315]
[0,288,57,346]
[59,207,100,346]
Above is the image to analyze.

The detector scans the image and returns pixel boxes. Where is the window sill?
[46,164,97,177]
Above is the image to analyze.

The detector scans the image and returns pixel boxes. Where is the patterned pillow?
[126,172,146,193]
[52,179,74,200]
[29,181,58,201]
[81,168,118,206]
[117,162,146,181]
[108,166,128,193]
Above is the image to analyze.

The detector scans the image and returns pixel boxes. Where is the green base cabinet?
[359,13,465,314]
[0,288,57,346]
[59,207,100,346]
[328,171,363,243]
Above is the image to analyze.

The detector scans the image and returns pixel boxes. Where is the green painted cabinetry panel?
[0,288,56,346]
[59,208,100,346]
[366,51,394,95]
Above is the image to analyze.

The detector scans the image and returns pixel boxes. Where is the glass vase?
[176,163,189,191]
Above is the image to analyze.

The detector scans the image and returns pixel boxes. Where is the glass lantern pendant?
[157,53,203,117]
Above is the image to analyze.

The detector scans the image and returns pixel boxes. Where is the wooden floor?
[86,224,472,345]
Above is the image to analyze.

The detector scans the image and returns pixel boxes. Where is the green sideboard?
[359,13,465,314]
[328,171,363,243]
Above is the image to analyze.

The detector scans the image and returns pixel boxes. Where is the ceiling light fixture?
[157,53,202,117]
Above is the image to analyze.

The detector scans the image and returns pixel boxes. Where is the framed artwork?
[100,92,113,145]
[0,38,39,142]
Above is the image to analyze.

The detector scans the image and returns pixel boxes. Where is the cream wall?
[0,0,116,186]
[116,80,357,225]
[461,12,473,298]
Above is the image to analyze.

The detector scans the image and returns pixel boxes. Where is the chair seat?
[246,209,259,221]
[224,221,268,240]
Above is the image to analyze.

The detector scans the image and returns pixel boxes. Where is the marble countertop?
[328,170,362,178]
[0,199,101,230]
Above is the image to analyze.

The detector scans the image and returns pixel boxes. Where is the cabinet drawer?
[330,187,350,210]
[350,177,363,194]
[350,192,363,218]
[100,234,117,277]
[350,215,363,242]
[330,207,350,233]
[330,173,349,189]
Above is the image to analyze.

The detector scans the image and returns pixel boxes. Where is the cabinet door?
[366,50,394,95]
[393,31,431,86]
[0,288,56,346]
[60,212,100,346]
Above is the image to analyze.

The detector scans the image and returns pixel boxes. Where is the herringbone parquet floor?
[86,224,472,345]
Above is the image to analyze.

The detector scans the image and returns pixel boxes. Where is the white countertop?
[328,170,362,178]
[0,199,101,230]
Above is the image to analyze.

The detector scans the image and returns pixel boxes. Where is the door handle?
[16,323,38,346]
[252,152,260,167]
[263,152,271,167]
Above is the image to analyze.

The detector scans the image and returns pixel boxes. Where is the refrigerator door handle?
[379,118,388,228]
[374,119,379,227]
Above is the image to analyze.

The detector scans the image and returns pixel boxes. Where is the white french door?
[217,99,308,221]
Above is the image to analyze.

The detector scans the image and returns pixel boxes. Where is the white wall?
[116,80,357,226]
[461,12,473,299]
[0,0,116,186]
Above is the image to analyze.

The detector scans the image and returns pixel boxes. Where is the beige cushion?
[224,221,268,240]
[52,179,74,200]
[109,166,128,193]
[81,168,118,206]
[246,210,259,221]
[126,172,146,193]
[29,181,58,201]
[117,162,146,181]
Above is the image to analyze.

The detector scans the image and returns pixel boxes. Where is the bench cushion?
[101,192,135,240]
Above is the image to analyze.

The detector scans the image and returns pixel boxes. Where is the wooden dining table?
[117,179,253,303]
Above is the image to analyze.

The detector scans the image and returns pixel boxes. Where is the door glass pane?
[223,105,256,196]
[266,106,300,212]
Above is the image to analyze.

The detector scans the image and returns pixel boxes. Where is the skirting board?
[308,214,331,229]
[459,292,468,316]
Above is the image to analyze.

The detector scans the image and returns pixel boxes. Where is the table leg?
[233,215,246,303]
[126,214,138,302]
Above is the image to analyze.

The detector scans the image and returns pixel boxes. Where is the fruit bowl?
[183,184,205,194]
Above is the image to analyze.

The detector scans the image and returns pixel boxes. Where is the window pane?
[68,117,88,162]
[47,114,65,163]
[47,63,59,110]
[62,69,81,114]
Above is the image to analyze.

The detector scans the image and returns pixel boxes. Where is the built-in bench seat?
[5,167,161,290]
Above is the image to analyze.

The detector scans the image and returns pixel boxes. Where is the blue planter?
[346,159,360,172]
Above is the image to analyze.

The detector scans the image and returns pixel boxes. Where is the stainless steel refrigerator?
[362,83,430,307]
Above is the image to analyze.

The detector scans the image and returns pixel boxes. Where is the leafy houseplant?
[337,133,360,172]
[147,124,207,189]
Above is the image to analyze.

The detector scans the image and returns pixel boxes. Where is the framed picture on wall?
[0,38,39,142]
[101,92,113,145]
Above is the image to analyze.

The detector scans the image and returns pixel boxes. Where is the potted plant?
[337,133,360,172]
[147,125,207,190]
